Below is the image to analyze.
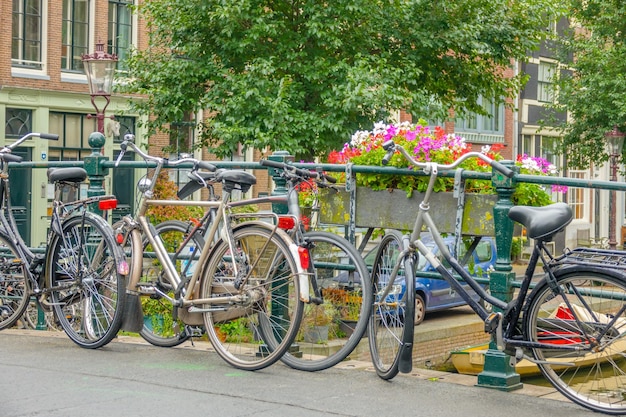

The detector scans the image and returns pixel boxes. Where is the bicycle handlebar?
[259,159,337,184]
[382,140,515,178]
[115,134,216,172]
[0,132,60,163]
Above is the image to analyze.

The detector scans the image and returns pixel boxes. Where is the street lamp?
[605,126,625,250]
[82,40,118,134]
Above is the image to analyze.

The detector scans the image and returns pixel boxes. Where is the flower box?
[319,187,497,236]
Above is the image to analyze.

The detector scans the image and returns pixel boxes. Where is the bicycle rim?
[280,231,372,371]
[0,232,29,330]
[368,231,408,380]
[201,224,303,371]
[524,270,626,414]
[48,214,125,349]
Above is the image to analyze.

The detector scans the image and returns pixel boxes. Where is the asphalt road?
[0,329,602,417]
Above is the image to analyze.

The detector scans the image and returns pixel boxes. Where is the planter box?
[319,187,497,236]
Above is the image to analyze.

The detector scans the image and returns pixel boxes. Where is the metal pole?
[609,153,618,250]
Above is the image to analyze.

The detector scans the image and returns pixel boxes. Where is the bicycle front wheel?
[368,230,414,380]
[47,213,126,349]
[200,224,304,371]
[280,230,372,371]
[0,232,29,330]
[524,268,626,414]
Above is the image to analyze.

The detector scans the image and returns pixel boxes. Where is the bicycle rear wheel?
[280,231,372,371]
[47,213,126,349]
[0,233,29,330]
[524,268,626,414]
[368,230,414,380]
[138,220,205,347]
[200,224,304,370]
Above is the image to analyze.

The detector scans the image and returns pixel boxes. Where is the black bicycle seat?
[217,170,257,193]
[508,202,573,241]
[47,168,88,184]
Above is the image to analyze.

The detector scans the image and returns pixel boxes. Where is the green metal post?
[36,302,47,330]
[83,131,108,214]
[268,151,294,214]
[477,160,522,391]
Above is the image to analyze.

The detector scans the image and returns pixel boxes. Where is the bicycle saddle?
[216,170,257,193]
[47,167,88,184]
[508,202,573,241]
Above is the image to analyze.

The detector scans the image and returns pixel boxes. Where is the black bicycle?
[0,132,128,348]
[370,139,626,414]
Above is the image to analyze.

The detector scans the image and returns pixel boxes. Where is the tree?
[122,0,560,159]
[550,0,626,169]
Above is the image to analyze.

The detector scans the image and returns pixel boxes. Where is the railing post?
[83,131,109,214]
[477,160,522,391]
[268,151,294,214]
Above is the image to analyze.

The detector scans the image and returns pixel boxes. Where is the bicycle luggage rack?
[557,247,626,270]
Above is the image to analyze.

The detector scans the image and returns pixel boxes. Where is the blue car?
[366,231,496,325]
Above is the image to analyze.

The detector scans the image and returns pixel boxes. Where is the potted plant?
[301,303,339,344]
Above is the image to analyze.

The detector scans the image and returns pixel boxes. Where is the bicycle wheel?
[0,232,29,330]
[138,220,205,347]
[524,268,626,414]
[280,230,372,371]
[47,213,126,349]
[368,230,414,379]
[200,224,304,370]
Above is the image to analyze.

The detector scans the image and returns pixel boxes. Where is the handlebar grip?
[491,160,516,178]
[259,159,285,169]
[197,161,217,172]
[40,133,59,140]
[381,140,396,166]
[0,153,23,163]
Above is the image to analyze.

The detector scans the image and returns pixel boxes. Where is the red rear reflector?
[98,199,118,210]
[278,216,295,230]
[298,246,310,270]
[116,233,125,245]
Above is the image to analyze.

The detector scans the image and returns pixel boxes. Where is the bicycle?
[0,132,128,348]
[130,156,372,371]
[114,134,307,370]
[369,139,626,414]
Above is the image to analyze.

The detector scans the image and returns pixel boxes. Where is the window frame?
[12,0,45,70]
[61,0,90,72]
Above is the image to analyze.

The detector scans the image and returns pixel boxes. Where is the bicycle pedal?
[484,312,502,334]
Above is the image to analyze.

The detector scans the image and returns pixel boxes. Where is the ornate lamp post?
[81,41,118,212]
[82,40,118,133]
[605,126,625,250]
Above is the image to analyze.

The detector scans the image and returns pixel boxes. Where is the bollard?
[83,131,109,215]
[477,160,522,391]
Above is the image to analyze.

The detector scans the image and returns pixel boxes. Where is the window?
[521,134,563,171]
[5,108,33,138]
[48,112,96,161]
[568,171,588,221]
[61,0,89,72]
[454,97,505,144]
[111,116,135,143]
[108,0,133,70]
[12,0,43,69]
[538,61,557,103]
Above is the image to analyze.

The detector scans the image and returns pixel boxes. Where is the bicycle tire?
[368,230,415,379]
[0,232,29,330]
[200,223,304,371]
[524,267,626,414]
[47,213,126,349]
[280,230,372,371]
[138,220,205,347]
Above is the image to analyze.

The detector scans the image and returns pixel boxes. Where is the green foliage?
[121,0,560,159]
[548,1,626,169]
